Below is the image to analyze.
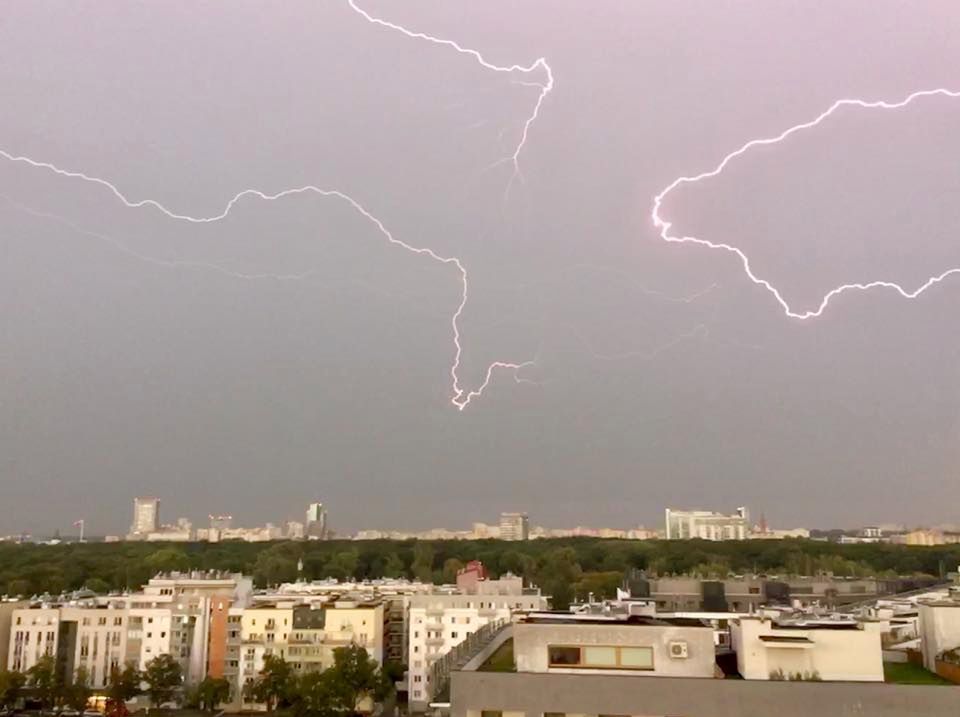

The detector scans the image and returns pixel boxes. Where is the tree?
[7,579,31,597]
[253,552,298,587]
[325,551,360,581]
[381,554,405,579]
[442,558,465,584]
[63,666,93,712]
[144,548,190,575]
[192,677,231,712]
[27,655,60,709]
[410,543,434,583]
[0,670,26,709]
[326,644,393,715]
[106,663,142,704]
[142,654,182,708]
[288,671,342,717]
[537,548,582,610]
[85,577,111,594]
[245,654,294,712]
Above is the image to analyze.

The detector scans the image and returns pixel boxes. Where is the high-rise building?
[499,512,529,541]
[130,497,160,535]
[306,502,327,539]
[664,506,749,541]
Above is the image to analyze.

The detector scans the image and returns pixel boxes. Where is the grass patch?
[479,638,515,672]
[883,661,953,685]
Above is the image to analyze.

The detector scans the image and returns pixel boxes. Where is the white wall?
[733,618,882,682]
[919,602,960,670]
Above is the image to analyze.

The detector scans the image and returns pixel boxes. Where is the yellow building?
[286,600,385,673]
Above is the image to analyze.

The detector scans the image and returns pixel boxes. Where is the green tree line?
[1,538,956,609]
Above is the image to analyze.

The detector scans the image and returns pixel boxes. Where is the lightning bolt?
[653,88,960,319]
[0,151,534,409]
[345,0,554,185]
[0,1,557,410]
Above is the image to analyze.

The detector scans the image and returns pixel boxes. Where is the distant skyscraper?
[131,497,160,535]
[305,502,327,539]
[499,512,529,541]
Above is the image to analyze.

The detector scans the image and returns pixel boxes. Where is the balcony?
[425,607,445,618]
[426,622,444,632]
[477,607,497,617]
[426,636,445,647]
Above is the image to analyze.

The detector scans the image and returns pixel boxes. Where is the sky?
[2,1,960,536]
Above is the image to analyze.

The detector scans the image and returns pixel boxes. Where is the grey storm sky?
[2,1,960,536]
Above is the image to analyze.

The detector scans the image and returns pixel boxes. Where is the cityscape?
[4,1,960,717]
[5,497,960,547]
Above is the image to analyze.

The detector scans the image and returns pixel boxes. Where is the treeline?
[1,538,957,609]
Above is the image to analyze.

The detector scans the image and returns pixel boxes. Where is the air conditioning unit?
[668,640,689,659]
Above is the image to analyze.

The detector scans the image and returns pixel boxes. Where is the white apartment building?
[407,584,547,710]
[665,507,749,541]
[732,615,883,681]
[8,602,129,689]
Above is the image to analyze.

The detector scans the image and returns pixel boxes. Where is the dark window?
[548,646,581,666]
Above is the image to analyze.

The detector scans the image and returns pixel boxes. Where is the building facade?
[130,497,160,536]
[306,503,327,539]
[665,507,749,541]
[498,513,529,542]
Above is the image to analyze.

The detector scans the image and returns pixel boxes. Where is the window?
[161,632,166,638]
[547,645,654,671]
[547,646,580,666]
[451,632,458,639]
[114,617,123,626]
[98,617,107,626]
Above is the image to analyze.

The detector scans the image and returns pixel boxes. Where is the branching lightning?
[0,1,557,410]
[345,0,554,185]
[653,88,960,319]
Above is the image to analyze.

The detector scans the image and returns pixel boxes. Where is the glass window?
[619,647,654,669]
[547,646,580,666]
[583,646,617,667]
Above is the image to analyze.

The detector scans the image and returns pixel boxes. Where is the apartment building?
[407,574,547,711]
[286,600,386,673]
[263,578,437,665]
[8,602,129,689]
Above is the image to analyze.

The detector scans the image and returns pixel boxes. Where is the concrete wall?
[451,670,960,717]
[513,622,715,678]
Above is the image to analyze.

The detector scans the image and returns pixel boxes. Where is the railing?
[425,619,507,704]
[426,621,444,631]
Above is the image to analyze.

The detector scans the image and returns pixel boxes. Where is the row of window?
[547,645,654,671]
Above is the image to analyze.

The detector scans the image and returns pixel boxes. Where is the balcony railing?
[426,622,444,632]
[425,607,445,618]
